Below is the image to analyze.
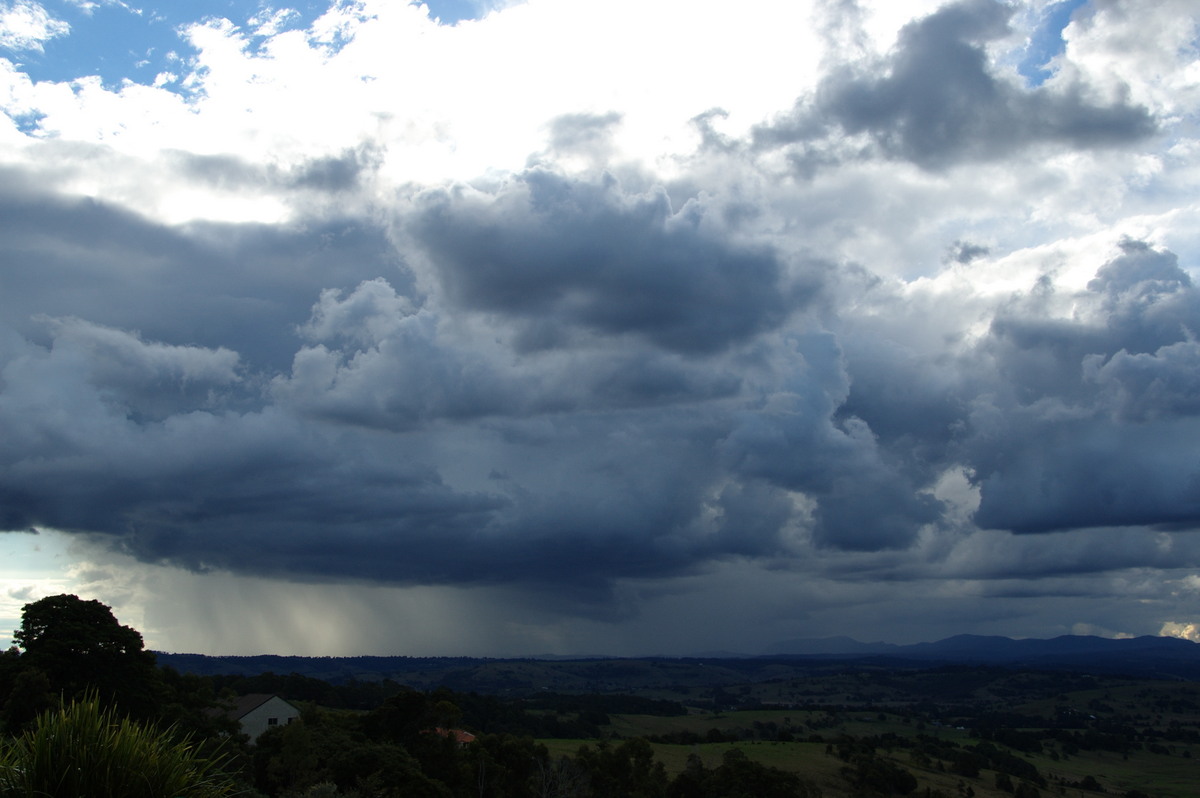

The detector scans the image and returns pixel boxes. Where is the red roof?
[426,727,477,744]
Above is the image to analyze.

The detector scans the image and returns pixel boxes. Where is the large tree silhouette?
[12,594,158,717]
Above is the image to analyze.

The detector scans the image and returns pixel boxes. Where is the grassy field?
[538,703,1200,798]
[1022,747,1200,798]
[602,706,975,744]
[541,736,1048,798]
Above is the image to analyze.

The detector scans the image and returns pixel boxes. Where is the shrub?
[0,696,238,798]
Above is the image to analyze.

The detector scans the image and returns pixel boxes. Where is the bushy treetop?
[9,593,157,718]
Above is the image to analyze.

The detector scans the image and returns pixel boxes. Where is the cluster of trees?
[5,593,1173,798]
[0,595,238,740]
[1,594,826,798]
[0,595,246,797]
[249,688,826,797]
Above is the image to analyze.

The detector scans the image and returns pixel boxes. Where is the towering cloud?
[1,0,1199,654]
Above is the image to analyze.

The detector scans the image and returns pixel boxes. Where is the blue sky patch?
[2,1,490,94]
[424,0,485,25]
[1018,0,1090,86]
[7,2,222,90]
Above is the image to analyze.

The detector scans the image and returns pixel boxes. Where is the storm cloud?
[1,0,1199,655]
[966,240,1200,534]
[762,0,1156,168]
[408,171,804,354]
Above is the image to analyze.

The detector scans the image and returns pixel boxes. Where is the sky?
[1,0,1199,658]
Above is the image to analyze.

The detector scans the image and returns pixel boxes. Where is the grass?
[603,707,974,746]
[1019,745,1200,798]
[540,737,1032,798]
[541,706,1200,798]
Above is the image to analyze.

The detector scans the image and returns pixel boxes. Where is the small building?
[229,694,301,742]
[426,727,477,748]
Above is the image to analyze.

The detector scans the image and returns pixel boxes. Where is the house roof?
[228,693,296,719]
[427,727,477,744]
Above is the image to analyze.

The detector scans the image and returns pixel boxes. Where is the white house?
[229,694,301,742]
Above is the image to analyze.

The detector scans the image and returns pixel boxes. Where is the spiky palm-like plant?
[0,696,240,798]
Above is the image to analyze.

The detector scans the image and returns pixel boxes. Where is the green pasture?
[538,738,1041,798]
[603,707,974,745]
[540,707,1200,798]
[1023,745,1200,798]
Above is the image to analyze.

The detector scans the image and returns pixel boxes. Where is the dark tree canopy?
[15,594,146,659]
[12,594,158,716]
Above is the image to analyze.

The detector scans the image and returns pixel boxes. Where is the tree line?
[0,594,824,798]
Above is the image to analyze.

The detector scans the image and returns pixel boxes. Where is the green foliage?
[524,693,688,719]
[0,696,238,798]
[574,738,669,798]
[0,667,53,735]
[449,690,608,738]
[11,594,158,717]
[362,687,437,745]
[462,734,551,798]
[211,672,343,707]
[11,600,1200,798]
[531,754,589,798]
[840,753,918,796]
[1013,783,1040,798]
[252,709,449,798]
[155,666,247,755]
[947,750,981,778]
[668,748,822,798]
[964,742,1043,786]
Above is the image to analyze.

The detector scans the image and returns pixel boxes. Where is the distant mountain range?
[155,634,1200,688]
[767,632,1200,664]
[762,633,1200,680]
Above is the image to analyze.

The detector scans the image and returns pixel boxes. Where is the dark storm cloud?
[0,309,512,585]
[271,277,748,431]
[0,409,513,585]
[761,0,1156,169]
[0,155,971,594]
[963,240,1200,534]
[0,330,800,595]
[969,415,1200,533]
[257,266,911,580]
[0,0,1192,616]
[0,171,407,370]
[723,407,945,551]
[1084,341,1200,422]
[34,316,242,421]
[274,282,523,430]
[788,236,1200,552]
[836,330,968,468]
[408,170,804,354]
[717,331,944,550]
[4,147,1198,599]
[983,240,1197,405]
